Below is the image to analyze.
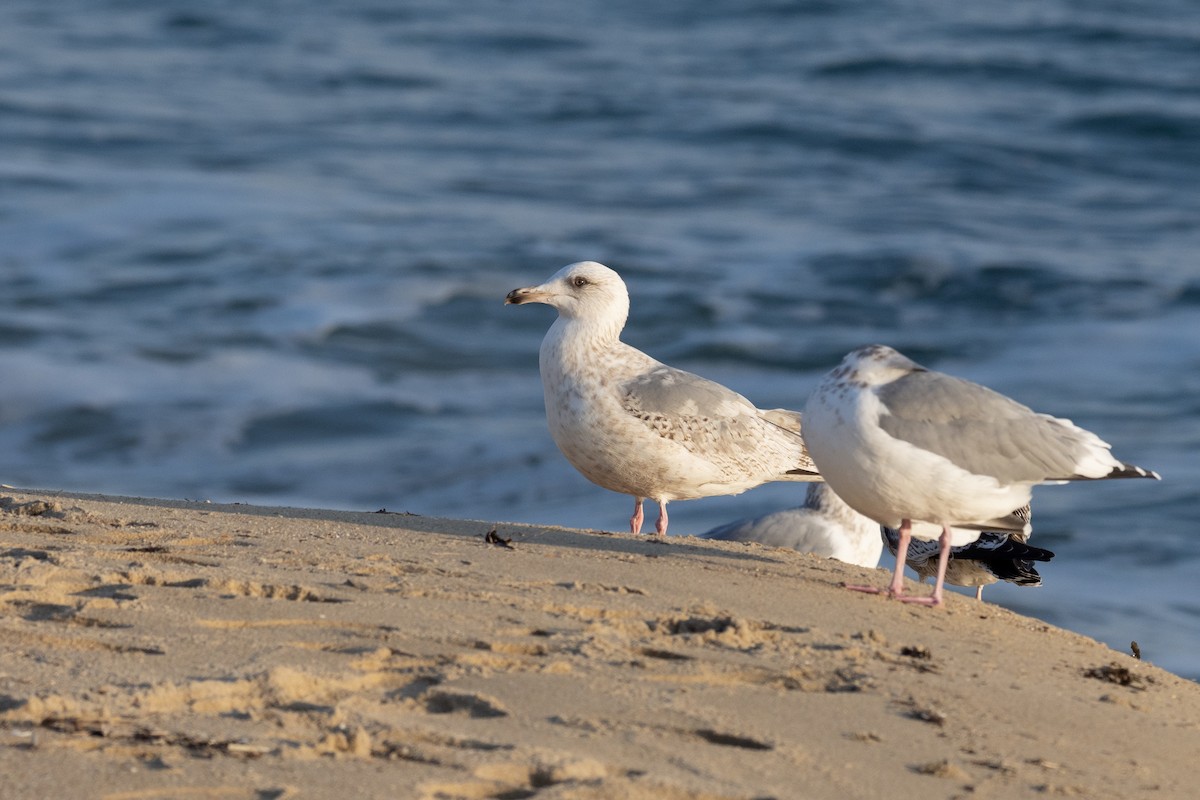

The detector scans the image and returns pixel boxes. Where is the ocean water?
[2,1,1198,677]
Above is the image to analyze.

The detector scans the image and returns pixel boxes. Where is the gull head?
[834,344,925,387]
[505,261,630,325]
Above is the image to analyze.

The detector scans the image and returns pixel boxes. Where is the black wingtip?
[987,559,1044,586]
[1055,463,1161,481]
[1111,463,1160,480]
[784,468,823,479]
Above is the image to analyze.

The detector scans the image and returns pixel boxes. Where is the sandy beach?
[1,487,1197,800]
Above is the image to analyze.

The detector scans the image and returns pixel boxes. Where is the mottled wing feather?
[888,532,943,570]
[876,371,1094,483]
[1010,503,1032,533]
[619,366,815,476]
[621,364,758,416]
[760,408,803,434]
[760,408,819,474]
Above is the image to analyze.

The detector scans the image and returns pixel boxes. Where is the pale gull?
[699,483,882,568]
[803,344,1159,606]
[505,261,820,535]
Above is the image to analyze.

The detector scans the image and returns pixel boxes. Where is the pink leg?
[654,501,668,536]
[974,586,983,602]
[886,520,913,597]
[630,497,644,535]
[898,524,951,607]
[847,519,913,597]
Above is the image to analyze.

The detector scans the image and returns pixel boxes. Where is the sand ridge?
[0,489,1197,799]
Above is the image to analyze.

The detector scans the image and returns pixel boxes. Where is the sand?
[1,488,1197,800]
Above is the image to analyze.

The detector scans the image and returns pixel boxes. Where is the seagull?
[803,344,1159,606]
[882,507,1055,601]
[505,261,820,535]
[699,483,883,568]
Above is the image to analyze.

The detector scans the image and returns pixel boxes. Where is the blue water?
[2,1,1198,677]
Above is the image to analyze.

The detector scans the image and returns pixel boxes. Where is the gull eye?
[571,276,590,288]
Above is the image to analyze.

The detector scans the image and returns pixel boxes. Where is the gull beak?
[505,285,549,305]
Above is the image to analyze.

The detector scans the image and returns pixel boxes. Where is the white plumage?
[506,262,820,535]
[700,482,883,568]
[804,344,1158,606]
